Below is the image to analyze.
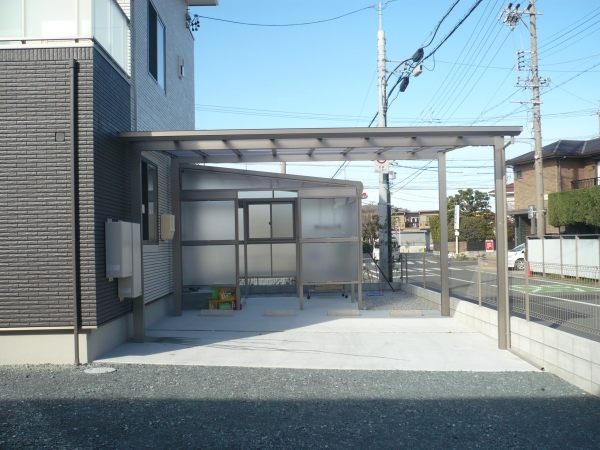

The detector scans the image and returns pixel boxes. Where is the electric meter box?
[105,221,133,278]
[118,223,142,299]
[160,214,175,241]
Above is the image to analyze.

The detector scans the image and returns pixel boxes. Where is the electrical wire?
[411,0,503,125]
[193,2,395,27]
[430,9,505,121]
[421,0,486,63]
[422,0,463,48]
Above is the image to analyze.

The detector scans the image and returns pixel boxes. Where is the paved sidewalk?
[97,296,534,371]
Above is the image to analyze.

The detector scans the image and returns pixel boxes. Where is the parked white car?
[508,243,526,270]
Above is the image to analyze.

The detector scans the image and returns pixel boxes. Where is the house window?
[142,160,158,243]
[148,1,165,90]
[516,170,523,179]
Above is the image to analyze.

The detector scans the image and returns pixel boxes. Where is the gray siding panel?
[142,151,173,303]
[92,49,133,325]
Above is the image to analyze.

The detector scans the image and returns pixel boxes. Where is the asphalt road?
[2,365,600,449]
[397,256,600,340]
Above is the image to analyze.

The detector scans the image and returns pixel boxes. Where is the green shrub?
[548,185,600,228]
[456,253,468,261]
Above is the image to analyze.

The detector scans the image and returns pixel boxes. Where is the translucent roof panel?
[181,168,360,191]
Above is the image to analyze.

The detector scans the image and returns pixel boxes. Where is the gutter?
[70,59,81,365]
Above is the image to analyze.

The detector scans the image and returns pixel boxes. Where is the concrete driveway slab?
[97,296,535,371]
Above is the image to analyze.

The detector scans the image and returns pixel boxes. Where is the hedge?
[548,185,600,228]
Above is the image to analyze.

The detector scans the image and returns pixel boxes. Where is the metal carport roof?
[118,126,522,164]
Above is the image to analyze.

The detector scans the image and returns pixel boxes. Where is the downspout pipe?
[70,59,81,365]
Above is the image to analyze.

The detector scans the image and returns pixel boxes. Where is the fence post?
[477,257,482,306]
[422,252,426,289]
[560,236,564,279]
[576,236,579,281]
[525,261,530,322]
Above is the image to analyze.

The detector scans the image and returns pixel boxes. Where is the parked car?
[372,237,400,261]
[508,243,526,271]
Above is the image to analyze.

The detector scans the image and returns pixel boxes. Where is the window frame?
[515,170,523,180]
[141,158,159,245]
[148,0,166,91]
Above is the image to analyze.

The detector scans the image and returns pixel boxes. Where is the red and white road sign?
[485,240,495,252]
[374,160,389,174]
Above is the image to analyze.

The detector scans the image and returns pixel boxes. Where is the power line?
[421,0,486,63]
[537,7,600,51]
[421,0,463,48]
[193,2,395,27]
[413,0,503,125]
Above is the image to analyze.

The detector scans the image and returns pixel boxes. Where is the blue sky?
[192,0,600,210]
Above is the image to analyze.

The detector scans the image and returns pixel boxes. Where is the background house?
[507,138,600,243]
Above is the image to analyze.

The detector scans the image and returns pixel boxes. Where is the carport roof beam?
[119,126,522,163]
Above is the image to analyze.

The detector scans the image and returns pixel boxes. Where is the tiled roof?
[506,137,600,165]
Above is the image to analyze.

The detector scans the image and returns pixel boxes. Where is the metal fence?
[395,253,600,337]
[511,262,600,336]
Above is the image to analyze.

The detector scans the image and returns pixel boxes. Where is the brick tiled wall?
[0,47,133,328]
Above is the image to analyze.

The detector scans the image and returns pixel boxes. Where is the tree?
[361,202,380,252]
[447,188,491,219]
[430,189,497,243]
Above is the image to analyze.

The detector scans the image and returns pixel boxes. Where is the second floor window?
[148,1,165,90]
[516,170,523,179]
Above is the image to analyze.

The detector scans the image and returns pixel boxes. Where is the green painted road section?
[510,284,600,294]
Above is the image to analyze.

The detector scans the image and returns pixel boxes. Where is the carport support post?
[131,148,145,342]
[438,152,450,316]
[172,159,183,316]
[494,137,510,350]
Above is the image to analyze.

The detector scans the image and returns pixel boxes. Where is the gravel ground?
[1,365,599,449]
[362,289,434,311]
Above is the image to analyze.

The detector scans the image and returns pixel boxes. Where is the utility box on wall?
[160,214,175,241]
[105,221,133,278]
[105,221,142,299]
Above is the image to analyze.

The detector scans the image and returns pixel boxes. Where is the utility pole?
[529,1,545,237]
[377,3,392,282]
[589,100,600,137]
[501,1,546,237]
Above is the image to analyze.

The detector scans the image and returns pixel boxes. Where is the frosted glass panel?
[249,204,271,239]
[182,171,272,190]
[302,242,358,283]
[78,0,92,36]
[238,208,244,241]
[562,239,577,266]
[239,191,273,199]
[0,1,23,37]
[274,191,298,198]
[578,238,599,266]
[181,201,235,241]
[182,245,236,286]
[301,198,357,238]
[93,0,111,47]
[110,0,127,71]
[26,0,78,37]
[247,244,271,277]
[272,244,296,277]
[272,203,294,238]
